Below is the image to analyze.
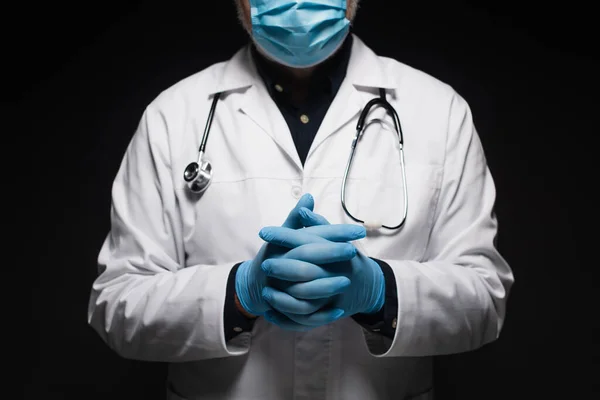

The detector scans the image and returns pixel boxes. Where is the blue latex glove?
[259,209,385,329]
[235,194,367,318]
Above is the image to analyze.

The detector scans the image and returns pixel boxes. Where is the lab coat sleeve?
[87,104,249,362]
[373,92,514,357]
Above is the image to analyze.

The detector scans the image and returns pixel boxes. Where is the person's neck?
[264,57,319,88]
[286,65,318,83]
[262,58,320,103]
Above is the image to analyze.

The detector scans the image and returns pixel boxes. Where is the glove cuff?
[234,261,258,316]
[364,258,386,314]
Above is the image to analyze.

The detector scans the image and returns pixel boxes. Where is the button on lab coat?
[88,35,514,400]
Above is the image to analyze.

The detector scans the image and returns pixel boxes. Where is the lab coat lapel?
[212,45,303,171]
[239,84,303,170]
[307,80,363,159]
[306,35,398,160]
[212,37,398,171]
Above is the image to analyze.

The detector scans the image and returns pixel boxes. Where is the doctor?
[88,0,514,399]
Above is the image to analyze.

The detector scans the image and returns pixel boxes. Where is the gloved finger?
[281,276,351,299]
[298,207,330,227]
[262,286,329,315]
[261,258,337,281]
[284,308,346,327]
[280,242,357,265]
[259,225,366,248]
[271,276,351,299]
[264,310,314,332]
[301,224,366,241]
[281,193,315,229]
[260,226,330,248]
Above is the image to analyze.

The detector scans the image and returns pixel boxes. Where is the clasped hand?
[235,194,385,332]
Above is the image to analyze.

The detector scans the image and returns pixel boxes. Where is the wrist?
[235,293,257,319]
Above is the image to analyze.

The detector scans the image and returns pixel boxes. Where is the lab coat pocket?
[316,115,443,261]
[349,161,442,262]
[180,178,306,266]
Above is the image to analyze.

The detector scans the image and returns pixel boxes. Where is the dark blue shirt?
[252,34,353,165]
[224,35,398,342]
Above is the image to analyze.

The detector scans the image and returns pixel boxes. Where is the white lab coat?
[88,34,514,400]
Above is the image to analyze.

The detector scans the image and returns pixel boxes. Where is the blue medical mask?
[249,0,350,68]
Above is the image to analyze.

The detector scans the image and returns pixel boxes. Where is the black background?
[19,1,596,399]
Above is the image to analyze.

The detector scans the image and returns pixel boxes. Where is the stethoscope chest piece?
[184,157,213,194]
[184,92,221,194]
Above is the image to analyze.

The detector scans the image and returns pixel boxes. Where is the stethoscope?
[184,88,407,230]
